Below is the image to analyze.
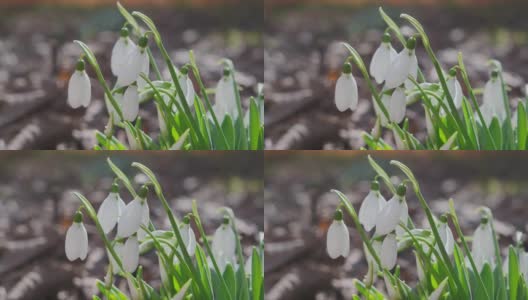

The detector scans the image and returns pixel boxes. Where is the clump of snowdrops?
[334,7,528,150]
[327,155,528,299]
[64,159,264,300]
[67,2,264,150]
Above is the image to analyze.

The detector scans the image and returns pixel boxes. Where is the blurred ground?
[264,151,528,299]
[265,4,528,149]
[0,2,263,149]
[0,151,263,300]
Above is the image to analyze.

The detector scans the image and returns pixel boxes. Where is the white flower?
[180,70,196,107]
[111,28,136,77]
[97,183,126,234]
[437,217,455,256]
[471,217,495,271]
[244,253,253,276]
[116,37,148,88]
[364,240,382,268]
[108,241,124,274]
[375,185,407,236]
[180,219,196,256]
[358,181,387,231]
[209,251,234,274]
[385,37,418,89]
[123,85,140,122]
[136,201,150,241]
[380,233,397,270]
[67,60,91,108]
[326,209,350,259]
[446,73,463,109]
[137,52,150,91]
[215,69,238,121]
[403,55,418,91]
[388,86,407,124]
[212,216,236,259]
[117,186,148,238]
[482,71,506,123]
[383,273,401,300]
[65,212,88,261]
[395,200,409,238]
[370,34,397,84]
[335,63,358,112]
[122,235,140,273]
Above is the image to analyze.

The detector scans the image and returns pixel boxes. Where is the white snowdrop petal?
[385,49,413,89]
[212,225,236,258]
[215,77,238,120]
[181,224,197,256]
[116,46,143,87]
[447,78,463,109]
[389,87,406,123]
[123,85,140,121]
[111,38,131,76]
[68,71,91,108]
[370,43,393,84]
[97,193,121,234]
[326,220,349,259]
[359,191,383,231]
[65,223,81,261]
[185,76,195,106]
[395,200,409,237]
[334,74,358,112]
[375,196,402,236]
[109,242,124,274]
[117,198,144,238]
[137,53,150,91]
[123,236,140,273]
[384,273,399,299]
[137,202,150,241]
[381,233,397,269]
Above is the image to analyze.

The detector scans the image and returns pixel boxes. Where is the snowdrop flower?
[380,233,398,270]
[359,180,387,231]
[137,49,150,91]
[97,183,126,234]
[116,36,149,88]
[215,68,238,121]
[370,33,397,84]
[446,68,463,109]
[436,215,454,256]
[111,27,136,77]
[375,184,407,236]
[122,235,140,273]
[180,216,197,256]
[326,209,350,259]
[334,62,358,112]
[212,215,236,259]
[136,200,150,241]
[210,251,234,274]
[395,199,409,238]
[482,70,506,123]
[67,59,91,108]
[180,67,196,107]
[117,186,149,238]
[65,211,89,261]
[472,216,495,271]
[388,86,407,124]
[385,37,418,89]
[123,85,140,122]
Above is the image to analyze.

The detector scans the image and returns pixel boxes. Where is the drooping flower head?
[215,67,238,122]
[122,235,140,273]
[472,215,495,271]
[180,66,196,108]
[370,32,397,84]
[67,59,91,109]
[97,182,126,234]
[481,70,506,124]
[123,84,140,122]
[65,211,89,261]
[334,62,358,112]
[385,37,418,89]
[446,68,463,109]
[436,214,455,257]
[212,215,236,261]
[359,180,387,232]
[380,233,398,270]
[180,215,197,256]
[117,185,149,238]
[375,183,407,236]
[116,35,149,88]
[326,208,350,259]
[111,27,136,77]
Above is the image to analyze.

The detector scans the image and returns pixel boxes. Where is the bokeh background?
[265,151,528,299]
[265,0,528,149]
[0,151,263,299]
[0,0,263,149]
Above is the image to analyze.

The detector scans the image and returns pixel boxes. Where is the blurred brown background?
[265,151,528,299]
[0,151,263,300]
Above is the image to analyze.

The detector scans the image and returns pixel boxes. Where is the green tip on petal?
[448,68,457,77]
[406,37,416,50]
[183,215,190,224]
[138,185,149,199]
[75,59,85,72]
[333,208,343,221]
[439,214,448,223]
[120,27,129,38]
[138,36,148,48]
[111,182,119,193]
[342,62,352,74]
[370,180,380,191]
[491,70,499,79]
[396,184,406,197]
[382,32,391,43]
[480,215,489,225]
[222,215,230,225]
[181,65,189,75]
[73,211,83,223]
